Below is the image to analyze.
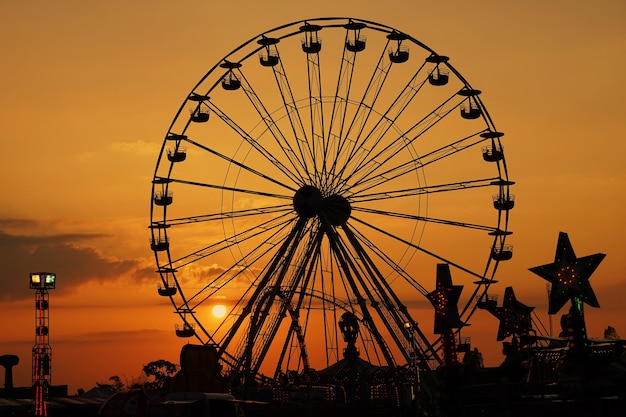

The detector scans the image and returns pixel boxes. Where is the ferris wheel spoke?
[339,224,440,362]
[324,227,397,366]
[303,41,327,186]
[241,242,323,372]
[204,100,304,184]
[350,177,500,202]
[343,223,429,295]
[320,35,397,193]
[328,225,435,365]
[337,235,412,312]
[227,226,337,376]
[340,92,464,189]
[245,224,327,374]
[326,31,360,173]
[346,130,490,196]
[352,206,497,233]
[234,68,312,182]
[281,241,342,352]
[167,177,291,200]
[267,48,317,183]
[160,203,292,227]
[344,38,394,142]
[350,214,486,281]
[187,219,301,311]
[275,301,311,377]
[217,217,312,358]
[332,41,394,179]
[325,26,377,192]
[165,212,294,271]
[334,63,434,187]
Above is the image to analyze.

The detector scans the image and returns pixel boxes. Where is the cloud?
[75,151,96,163]
[54,328,169,346]
[0,218,39,229]
[0,219,154,301]
[110,140,159,156]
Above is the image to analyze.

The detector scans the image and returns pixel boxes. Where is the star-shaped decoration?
[492,287,534,341]
[427,263,464,334]
[529,232,605,314]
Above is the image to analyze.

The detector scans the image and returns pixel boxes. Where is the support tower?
[30,272,56,417]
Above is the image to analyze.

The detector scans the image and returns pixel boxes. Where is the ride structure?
[529,232,606,356]
[453,232,624,417]
[149,16,515,413]
[147,16,626,416]
[29,272,56,417]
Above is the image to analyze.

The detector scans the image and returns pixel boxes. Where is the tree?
[108,375,124,392]
[96,360,179,394]
[142,359,179,392]
[97,374,143,394]
[604,326,621,340]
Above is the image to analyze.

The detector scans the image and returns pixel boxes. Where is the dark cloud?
[0,226,153,301]
[54,328,170,345]
[0,218,39,229]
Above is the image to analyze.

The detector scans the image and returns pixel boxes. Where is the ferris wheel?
[149,17,514,383]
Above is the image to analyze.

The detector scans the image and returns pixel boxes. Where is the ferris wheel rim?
[149,16,513,378]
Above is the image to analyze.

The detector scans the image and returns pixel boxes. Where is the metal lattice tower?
[30,273,56,417]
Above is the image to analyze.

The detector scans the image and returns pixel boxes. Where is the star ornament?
[493,287,534,341]
[427,263,464,334]
[529,232,605,314]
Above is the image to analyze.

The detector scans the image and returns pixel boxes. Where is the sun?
[212,304,227,318]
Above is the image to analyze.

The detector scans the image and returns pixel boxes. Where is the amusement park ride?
[29,272,56,417]
[148,17,625,416]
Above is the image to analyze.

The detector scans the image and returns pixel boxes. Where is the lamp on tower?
[30,273,56,289]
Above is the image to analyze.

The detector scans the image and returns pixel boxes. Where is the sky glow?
[1,0,625,393]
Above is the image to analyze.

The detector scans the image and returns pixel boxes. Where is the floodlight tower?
[30,272,56,417]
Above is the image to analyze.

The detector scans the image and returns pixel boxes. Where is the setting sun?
[212,304,227,318]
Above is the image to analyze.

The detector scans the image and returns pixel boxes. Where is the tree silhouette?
[142,359,179,392]
[108,375,124,392]
[604,326,620,340]
[95,360,179,394]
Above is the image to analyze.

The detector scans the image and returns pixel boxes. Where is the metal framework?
[149,17,514,388]
[30,272,55,417]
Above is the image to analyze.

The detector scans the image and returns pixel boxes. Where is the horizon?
[2,1,625,395]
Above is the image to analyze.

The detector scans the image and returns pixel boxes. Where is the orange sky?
[1,1,626,394]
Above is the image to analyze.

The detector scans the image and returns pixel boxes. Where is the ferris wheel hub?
[323,194,351,226]
[293,186,352,226]
[293,185,323,218]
